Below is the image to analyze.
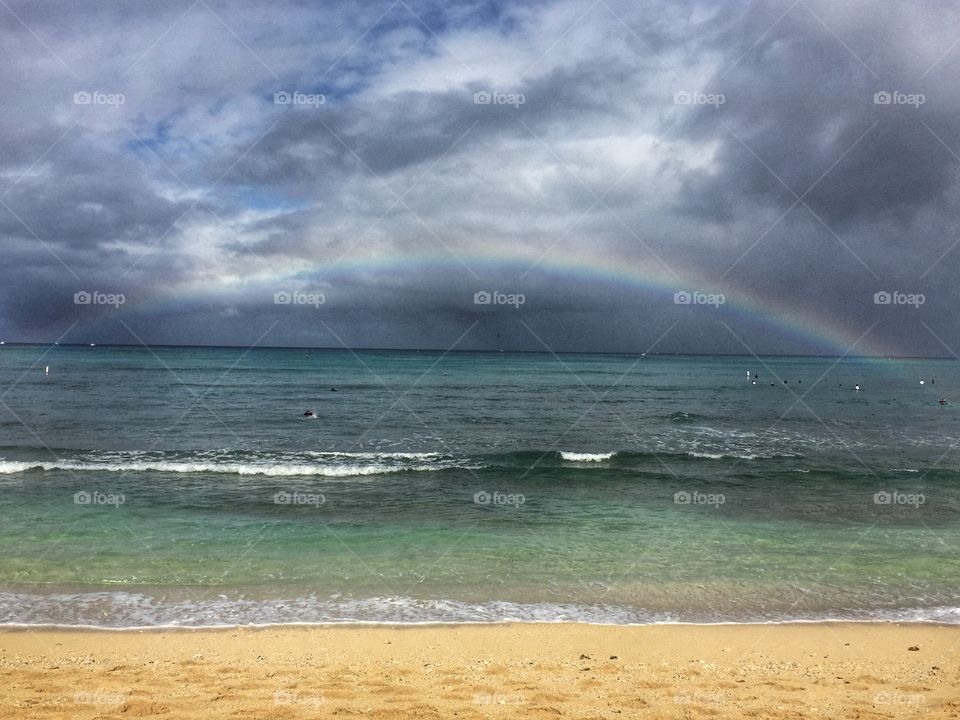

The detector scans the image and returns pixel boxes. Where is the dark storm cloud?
[2,0,960,355]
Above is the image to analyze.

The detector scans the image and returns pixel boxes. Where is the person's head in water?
[303,410,314,417]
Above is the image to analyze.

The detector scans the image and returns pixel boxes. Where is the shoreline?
[3,622,958,718]
[2,618,960,632]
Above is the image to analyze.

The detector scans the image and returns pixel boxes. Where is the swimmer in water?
[939,398,947,405]
[854,384,861,391]
[330,387,337,392]
[303,410,315,418]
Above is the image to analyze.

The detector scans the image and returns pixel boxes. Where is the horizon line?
[0,341,953,361]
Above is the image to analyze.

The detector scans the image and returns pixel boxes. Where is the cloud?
[1,0,959,356]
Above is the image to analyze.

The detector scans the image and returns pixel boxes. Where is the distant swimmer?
[855,384,861,391]
[751,380,756,385]
[303,410,315,418]
[330,387,337,392]
[939,398,948,405]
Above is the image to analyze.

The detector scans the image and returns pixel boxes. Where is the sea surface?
[0,345,958,627]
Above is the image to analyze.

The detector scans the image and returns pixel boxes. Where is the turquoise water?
[0,345,958,626]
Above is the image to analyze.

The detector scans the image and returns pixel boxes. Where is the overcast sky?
[2,0,959,356]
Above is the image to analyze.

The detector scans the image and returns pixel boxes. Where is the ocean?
[0,344,958,627]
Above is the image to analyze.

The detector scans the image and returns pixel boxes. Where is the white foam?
[0,590,957,628]
[0,461,34,473]
[0,460,456,477]
[559,451,616,462]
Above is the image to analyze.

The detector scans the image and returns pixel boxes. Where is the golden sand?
[1,623,958,718]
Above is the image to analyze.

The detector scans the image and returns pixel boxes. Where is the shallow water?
[0,345,957,626]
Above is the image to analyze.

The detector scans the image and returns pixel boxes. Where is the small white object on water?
[920,380,925,385]
[44,366,49,375]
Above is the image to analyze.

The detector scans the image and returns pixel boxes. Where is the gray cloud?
[1,0,959,356]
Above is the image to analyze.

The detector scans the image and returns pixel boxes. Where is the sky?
[1,0,959,356]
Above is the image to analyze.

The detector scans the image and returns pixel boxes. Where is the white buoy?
[44,366,49,375]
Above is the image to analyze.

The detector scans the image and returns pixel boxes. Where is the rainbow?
[168,247,895,357]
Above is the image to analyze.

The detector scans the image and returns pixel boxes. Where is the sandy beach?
[1,623,957,719]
